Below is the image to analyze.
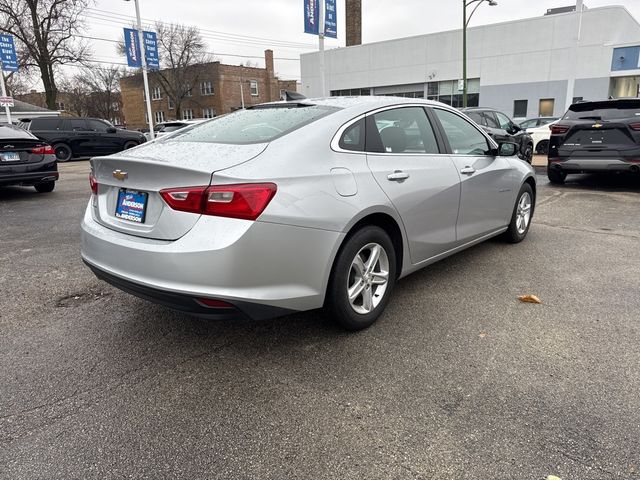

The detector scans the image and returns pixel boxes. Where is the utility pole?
[319,0,326,97]
[564,0,584,111]
[0,72,12,124]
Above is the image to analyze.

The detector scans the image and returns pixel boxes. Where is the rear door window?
[368,107,440,154]
[30,118,60,130]
[68,119,88,131]
[86,119,110,132]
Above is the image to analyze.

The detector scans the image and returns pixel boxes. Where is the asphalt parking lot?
[1,161,639,480]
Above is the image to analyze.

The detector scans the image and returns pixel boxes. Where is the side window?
[339,118,365,152]
[434,109,490,156]
[482,112,500,129]
[369,107,439,154]
[86,120,109,132]
[30,118,60,130]
[465,111,485,126]
[495,112,512,131]
[68,119,88,131]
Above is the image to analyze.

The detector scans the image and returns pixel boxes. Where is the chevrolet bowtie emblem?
[592,123,603,129]
[112,169,128,181]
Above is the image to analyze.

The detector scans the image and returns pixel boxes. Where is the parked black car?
[21,116,146,162]
[547,98,640,184]
[460,107,534,163]
[0,124,58,193]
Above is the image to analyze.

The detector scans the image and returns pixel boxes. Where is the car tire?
[53,143,72,162]
[520,144,533,163]
[34,181,55,193]
[536,140,549,155]
[503,183,533,244]
[325,226,397,331]
[547,168,566,184]
[123,141,138,150]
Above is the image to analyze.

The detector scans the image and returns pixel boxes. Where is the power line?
[75,34,301,61]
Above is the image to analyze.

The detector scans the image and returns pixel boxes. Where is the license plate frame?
[0,152,21,162]
[115,188,148,224]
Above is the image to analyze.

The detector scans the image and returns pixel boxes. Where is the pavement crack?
[535,221,640,240]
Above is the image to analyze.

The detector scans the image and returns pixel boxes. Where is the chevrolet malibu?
[81,97,536,330]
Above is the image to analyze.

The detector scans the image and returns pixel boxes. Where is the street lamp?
[462,0,497,108]
[124,0,154,139]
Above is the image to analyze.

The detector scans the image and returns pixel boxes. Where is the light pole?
[124,0,154,139]
[463,0,497,108]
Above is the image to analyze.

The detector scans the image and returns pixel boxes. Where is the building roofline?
[301,4,640,56]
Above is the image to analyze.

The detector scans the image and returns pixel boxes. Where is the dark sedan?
[0,124,58,192]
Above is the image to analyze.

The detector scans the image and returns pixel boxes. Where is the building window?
[111,102,119,111]
[378,91,424,98]
[182,109,194,120]
[513,100,528,118]
[330,88,371,96]
[202,108,215,119]
[56,102,66,111]
[250,80,258,96]
[184,86,193,97]
[539,98,555,117]
[426,78,479,108]
[144,111,148,122]
[572,96,584,104]
[151,86,162,100]
[168,97,174,110]
[154,111,165,123]
[201,81,213,95]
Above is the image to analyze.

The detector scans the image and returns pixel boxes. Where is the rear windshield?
[168,105,339,144]
[564,101,640,121]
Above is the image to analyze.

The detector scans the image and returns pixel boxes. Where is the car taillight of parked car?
[629,122,640,131]
[550,124,570,134]
[160,183,277,221]
[89,172,98,195]
[31,145,55,155]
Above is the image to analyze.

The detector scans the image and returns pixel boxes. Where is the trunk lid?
[91,141,267,240]
[559,121,639,158]
[0,139,46,164]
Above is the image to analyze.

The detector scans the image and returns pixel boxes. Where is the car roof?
[0,124,38,139]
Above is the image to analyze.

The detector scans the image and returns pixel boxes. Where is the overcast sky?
[80,0,640,82]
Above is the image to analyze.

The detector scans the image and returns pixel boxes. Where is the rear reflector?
[31,145,55,155]
[196,298,234,309]
[629,122,640,131]
[160,183,277,221]
[89,172,98,194]
[550,124,570,134]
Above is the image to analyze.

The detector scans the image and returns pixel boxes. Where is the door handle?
[460,166,476,175]
[387,170,410,181]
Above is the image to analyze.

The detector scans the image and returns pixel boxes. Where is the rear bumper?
[80,202,344,320]
[0,160,58,186]
[549,158,640,173]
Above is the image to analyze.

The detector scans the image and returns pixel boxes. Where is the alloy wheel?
[516,192,532,234]
[347,242,390,314]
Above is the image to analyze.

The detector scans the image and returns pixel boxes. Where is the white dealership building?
[301,5,640,119]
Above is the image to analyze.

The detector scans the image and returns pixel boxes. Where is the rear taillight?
[31,145,55,155]
[89,172,98,194]
[629,122,640,131]
[159,183,277,221]
[550,124,570,134]
[195,298,234,309]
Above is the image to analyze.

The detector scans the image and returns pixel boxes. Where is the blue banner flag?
[124,28,142,68]
[324,0,337,38]
[0,34,19,72]
[304,0,319,35]
[143,31,159,70]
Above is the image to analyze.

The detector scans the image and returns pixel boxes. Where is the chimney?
[265,49,274,101]
[346,0,362,46]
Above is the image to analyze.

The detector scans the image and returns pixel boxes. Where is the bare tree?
[0,0,92,109]
[58,74,89,116]
[75,65,122,121]
[119,22,210,119]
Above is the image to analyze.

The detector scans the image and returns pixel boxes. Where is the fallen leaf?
[518,294,541,304]
[546,476,562,480]
[478,332,487,338]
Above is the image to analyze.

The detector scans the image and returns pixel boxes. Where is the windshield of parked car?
[168,104,340,144]
[564,101,640,120]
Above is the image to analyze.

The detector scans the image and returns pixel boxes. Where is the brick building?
[120,49,298,130]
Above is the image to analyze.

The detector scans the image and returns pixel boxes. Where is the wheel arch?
[523,175,537,217]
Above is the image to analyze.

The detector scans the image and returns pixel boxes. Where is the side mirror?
[498,142,517,156]
[509,123,521,133]
[106,127,117,133]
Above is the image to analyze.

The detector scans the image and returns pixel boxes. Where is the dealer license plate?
[115,189,148,223]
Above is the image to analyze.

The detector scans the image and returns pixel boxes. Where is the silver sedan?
[81,97,535,330]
